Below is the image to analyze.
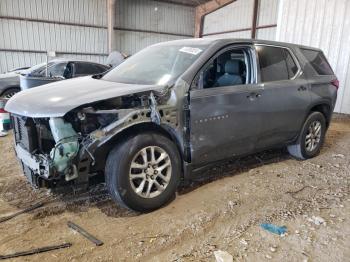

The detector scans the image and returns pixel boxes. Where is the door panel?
[254,44,311,149]
[255,78,311,149]
[190,84,263,165]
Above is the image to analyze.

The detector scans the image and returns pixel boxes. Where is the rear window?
[300,48,334,75]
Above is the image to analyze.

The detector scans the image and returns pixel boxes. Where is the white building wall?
[276,0,350,114]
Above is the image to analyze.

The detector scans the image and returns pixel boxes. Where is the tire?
[1,88,20,99]
[287,112,326,160]
[105,132,181,212]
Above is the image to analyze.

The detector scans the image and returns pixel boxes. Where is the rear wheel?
[105,132,181,212]
[287,112,326,160]
[1,88,20,99]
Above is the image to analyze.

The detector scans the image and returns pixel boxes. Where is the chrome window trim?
[254,43,302,82]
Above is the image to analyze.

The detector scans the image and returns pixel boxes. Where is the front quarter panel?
[0,76,20,93]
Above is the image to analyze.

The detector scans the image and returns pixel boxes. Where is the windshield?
[27,62,56,76]
[102,44,207,85]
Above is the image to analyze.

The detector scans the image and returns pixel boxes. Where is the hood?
[0,72,19,79]
[5,76,164,118]
[0,67,29,78]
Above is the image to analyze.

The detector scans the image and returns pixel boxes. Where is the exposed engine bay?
[12,89,180,189]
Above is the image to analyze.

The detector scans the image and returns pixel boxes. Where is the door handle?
[298,86,307,91]
[246,92,261,100]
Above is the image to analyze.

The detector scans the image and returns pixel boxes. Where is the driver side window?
[200,48,249,89]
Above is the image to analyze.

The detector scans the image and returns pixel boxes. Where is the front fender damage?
[15,117,80,183]
[73,89,180,186]
[49,118,79,181]
[17,88,182,187]
[84,91,178,156]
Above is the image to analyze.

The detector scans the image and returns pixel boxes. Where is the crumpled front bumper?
[15,144,52,187]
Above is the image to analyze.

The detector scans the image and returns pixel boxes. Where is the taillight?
[331,79,339,90]
[0,108,6,113]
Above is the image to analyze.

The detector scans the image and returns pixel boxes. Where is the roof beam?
[153,0,197,7]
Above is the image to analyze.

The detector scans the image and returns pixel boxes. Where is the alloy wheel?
[129,146,172,198]
[305,120,322,152]
[2,91,17,99]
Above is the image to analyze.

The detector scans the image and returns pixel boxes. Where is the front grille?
[12,115,38,152]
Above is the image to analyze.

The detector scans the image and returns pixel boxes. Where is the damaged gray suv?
[6,39,338,212]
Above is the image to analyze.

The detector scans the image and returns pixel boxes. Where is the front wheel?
[287,112,326,160]
[1,88,20,99]
[105,132,181,212]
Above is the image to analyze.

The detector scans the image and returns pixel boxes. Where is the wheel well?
[92,122,183,173]
[309,104,331,127]
[1,86,20,96]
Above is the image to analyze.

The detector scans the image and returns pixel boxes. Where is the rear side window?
[75,63,100,75]
[300,48,334,75]
[285,51,299,77]
[95,65,108,73]
[256,46,298,82]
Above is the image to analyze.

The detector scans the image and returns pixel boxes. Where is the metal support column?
[251,0,259,39]
[107,0,116,53]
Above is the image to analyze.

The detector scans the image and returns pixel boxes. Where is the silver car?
[0,60,109,98]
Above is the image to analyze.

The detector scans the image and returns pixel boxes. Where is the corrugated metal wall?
[0,0,108,73]
[202,0,254,38]
[202,0,278,40]
[276,0,350,114]
[114,0,195,55]
[256,0,278,40]
[0,0,195,72]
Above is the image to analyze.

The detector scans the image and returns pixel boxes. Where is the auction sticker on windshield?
[179,47,202,55]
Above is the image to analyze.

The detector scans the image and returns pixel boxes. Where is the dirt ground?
[0,116,349,262]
